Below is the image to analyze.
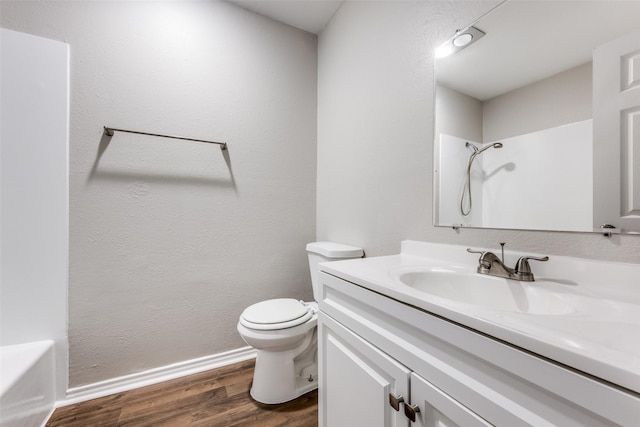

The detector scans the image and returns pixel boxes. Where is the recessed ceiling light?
[435,26,485,58]
[453,33,473,47]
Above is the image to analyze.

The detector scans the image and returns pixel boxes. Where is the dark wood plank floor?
[47,359,318,427]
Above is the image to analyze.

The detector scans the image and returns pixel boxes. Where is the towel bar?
[103,126,227,150]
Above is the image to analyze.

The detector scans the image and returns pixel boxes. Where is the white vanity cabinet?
[318,271,640,426]
[320,313,490,427]
[320,314,410,427]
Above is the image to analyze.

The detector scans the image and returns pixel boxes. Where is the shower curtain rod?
[103,126,227,150]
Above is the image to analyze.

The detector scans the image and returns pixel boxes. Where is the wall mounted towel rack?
[103,126,227,150]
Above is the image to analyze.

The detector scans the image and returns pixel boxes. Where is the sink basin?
[395,269,574,315]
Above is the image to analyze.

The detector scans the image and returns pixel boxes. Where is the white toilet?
[237,241,363,404]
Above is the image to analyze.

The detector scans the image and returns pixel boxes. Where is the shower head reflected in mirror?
[466,141,503,155]
[461,141,504,216]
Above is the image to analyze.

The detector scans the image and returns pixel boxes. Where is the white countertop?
[320,241,640,394]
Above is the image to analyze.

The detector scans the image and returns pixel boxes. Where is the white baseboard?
[58,346,256,407]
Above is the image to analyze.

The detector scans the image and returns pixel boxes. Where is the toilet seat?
[240,298,313,330]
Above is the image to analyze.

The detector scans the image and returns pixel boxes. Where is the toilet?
[237,241,364,404]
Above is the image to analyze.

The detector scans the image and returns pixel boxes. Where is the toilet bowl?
[238,299,318,404]
[237,242,363,404]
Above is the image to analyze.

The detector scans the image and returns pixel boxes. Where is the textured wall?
[317,0,640,263]
[1,1,317,387]
[483,63,592,141]
[435,84,483,143]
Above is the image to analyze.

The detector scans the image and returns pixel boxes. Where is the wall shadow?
[87,129,237,192]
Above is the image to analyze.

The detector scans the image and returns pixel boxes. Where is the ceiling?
[227,1,343,34]
[437,1,640,100]
[226,1,640,100]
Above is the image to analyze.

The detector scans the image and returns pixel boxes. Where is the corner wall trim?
[58,346,256,407]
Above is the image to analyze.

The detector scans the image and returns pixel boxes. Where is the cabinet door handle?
[404,402,421,422]
[388,393,404,411]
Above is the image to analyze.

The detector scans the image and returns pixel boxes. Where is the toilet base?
[250,371,318,405]
[249,329,318,404]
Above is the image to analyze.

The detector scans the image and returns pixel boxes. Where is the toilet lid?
[241,298,312,330]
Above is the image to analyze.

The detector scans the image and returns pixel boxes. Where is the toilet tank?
[306,241,363,301]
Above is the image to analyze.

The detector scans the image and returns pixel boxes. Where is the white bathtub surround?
[321,240,640,394]
[0,341,56,427]
[0,28,69,400]
[436,121,593,231]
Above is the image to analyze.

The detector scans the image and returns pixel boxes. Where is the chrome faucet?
[467,245,548,282]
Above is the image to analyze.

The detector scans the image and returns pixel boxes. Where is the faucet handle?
[467,248,493,271]
[514,255,549,281]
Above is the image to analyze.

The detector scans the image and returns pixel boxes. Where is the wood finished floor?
[46,359,318,427]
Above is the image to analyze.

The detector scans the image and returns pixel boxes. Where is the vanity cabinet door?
[409,372,490,427]
[319,313,411,427]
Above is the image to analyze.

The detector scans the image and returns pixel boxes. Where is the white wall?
[317,1,489,253]
[0,28,69,399]
[317,1,640,263]
[483,62,592,142]
[1,1,318,388]
[435,84,483,143]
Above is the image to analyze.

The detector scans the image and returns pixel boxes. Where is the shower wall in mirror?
[434,1,640,233]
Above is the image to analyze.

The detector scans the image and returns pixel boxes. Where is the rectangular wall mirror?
[434,0,640,234]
